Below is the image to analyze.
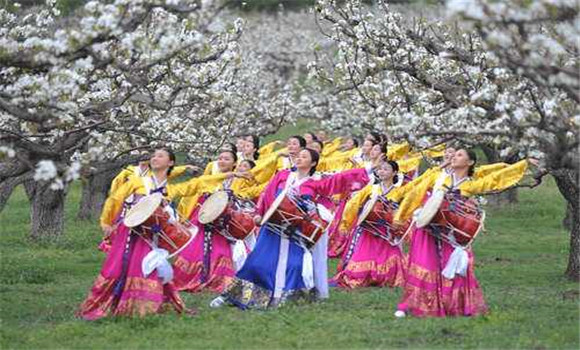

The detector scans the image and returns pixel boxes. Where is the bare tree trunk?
[563,202,573,230]
[0,172,29,213]
[77,168,117,220]
[552,169,579,282]
[23,179,67,239]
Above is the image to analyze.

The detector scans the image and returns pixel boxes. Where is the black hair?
[240,159,256,169]
[465,149,477,177]
[304,148,320,176]
[373,142,388,161]
[351,137,359,148]
[290,135,307,148]
[374,160,399,184]
[223,142,238,154]
[369,132,384,144]
[305,132,319,142]
[248,135,260,160]
[388,160,399,184]
[156,147,176,175]
[313,139,324,151]
[380,142,388,155]
[220,149,238,168]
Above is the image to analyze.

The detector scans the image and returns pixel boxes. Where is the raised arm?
[339,184,373,232]
[100,178,137,227]
[462,160,529,196]
[314,167,371,198]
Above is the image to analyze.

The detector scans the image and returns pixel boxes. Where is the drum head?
[356,195,379,226]
[416,189,446,228]
[261,192,287,225]
[124,193,163,228]
[199,191,229,224]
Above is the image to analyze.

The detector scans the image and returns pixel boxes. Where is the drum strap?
[343,226,364,266]
[202,229,212,282]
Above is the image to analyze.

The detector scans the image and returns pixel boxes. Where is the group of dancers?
[77,131,535,320]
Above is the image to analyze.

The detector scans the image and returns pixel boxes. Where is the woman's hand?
[101,224,114,237]
[234,171,255,181]
[185,164,202,173]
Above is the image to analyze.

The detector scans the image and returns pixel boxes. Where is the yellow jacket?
[340,182,412,232]
[109,165,188,195]
[387,142,411,161]
[177,156,278,218]
[101,172,228,226]
[258,141,280,157]
[321,137,343,157]
[394,160,529,223]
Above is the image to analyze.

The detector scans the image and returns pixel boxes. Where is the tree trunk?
[562,202,573,230]
[23,179,67,239]
[77,169,117,220]
[552,169,579,282]
[0,173,29,213]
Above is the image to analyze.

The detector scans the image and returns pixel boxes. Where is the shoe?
[394,310,406,318]
[209,296,226,308]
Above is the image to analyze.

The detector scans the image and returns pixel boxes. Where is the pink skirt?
[332,227,406,288]
[327,199,350,258]
[397,226,488,317]
[77,224,185,320]
[172,223,236,293]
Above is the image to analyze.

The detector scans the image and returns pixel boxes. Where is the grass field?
[1,123,579,349]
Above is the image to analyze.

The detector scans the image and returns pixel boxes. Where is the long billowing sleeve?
[250,155,278,184]
[109,166,135,195]
[168,165,188,179]
[313,168,370,198]
[256,171,287,217]
[321,137,343,157]
[339,185,372,232]
[393,169,441,223]
[387,142,411,161]
[203,162,213,176]
[317,155,352,173]
[258,141,279,157]
[460,160,528,196]
[167,173,228,198]
[397,156,422,174]
[100,178,138,226]
[388,167,439,203]
[473,163,509,179]
[237,181,269,200]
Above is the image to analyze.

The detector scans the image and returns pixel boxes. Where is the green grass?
[1,150,579,348]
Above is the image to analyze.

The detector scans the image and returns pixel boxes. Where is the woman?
[242,135,260,162]
[393,148,532,318]
[173,150,276,293]
[369,142,388,167]
[276,135,307,170]
[341,137,359,152]
[303,132,318,148]
[204,143,238,175]
[331,160,408,288]
[213,148,373,309]
[78,148,229,320]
